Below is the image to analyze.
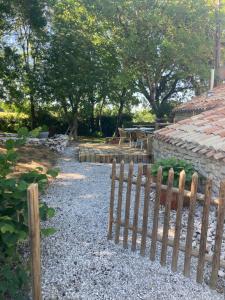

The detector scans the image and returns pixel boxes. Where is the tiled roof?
[173,84,225,113]
[154,106,225,161]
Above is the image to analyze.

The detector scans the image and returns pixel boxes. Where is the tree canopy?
[0,0,223,136]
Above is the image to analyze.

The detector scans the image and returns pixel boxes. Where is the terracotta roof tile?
[206,150,215,158]
[154,104,225,161]
[214,152,225,160]
[173,84,225,114]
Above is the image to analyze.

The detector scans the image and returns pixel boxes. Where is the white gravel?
[41,146,224,299]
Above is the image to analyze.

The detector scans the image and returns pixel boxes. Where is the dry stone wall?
[153,138,225,195]
[0,133,69,153]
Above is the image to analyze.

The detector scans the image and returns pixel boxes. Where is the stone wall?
[0,134,69,153]
[153,138,225,196]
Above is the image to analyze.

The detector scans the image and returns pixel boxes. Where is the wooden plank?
[140,165,152,256]
[115,160,125,244]
[196,178,212,283]
[131,163,143,251]
[113,176,219,206]
[123,161,134,248]
[160,168,174,266]
[150,167,162,261]
[171,170,186,272]
[108,159,117,240]
[210,180,225,289]
[27,184,42,300]
[183,173,198,277]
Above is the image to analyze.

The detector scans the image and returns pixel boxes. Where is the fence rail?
[108,159,225,290]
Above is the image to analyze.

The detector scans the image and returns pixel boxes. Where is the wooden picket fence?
[27,184,42,300]
[107,159,225,290]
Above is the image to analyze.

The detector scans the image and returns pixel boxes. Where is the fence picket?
[160,168,174,266]
[109,162,225,292]
[171,170,186,272]
[108,159,117,240]
[196,178,212,283]
[210,180,225,289]
[131,163,143,251]
[183,173,198,277]
[123,161,134,249]
[115,160,125,244]
[140,165,152,256]
[150,167,162,261]
[27,184,42,300]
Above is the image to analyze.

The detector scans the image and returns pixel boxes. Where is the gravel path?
[41,146,224,299]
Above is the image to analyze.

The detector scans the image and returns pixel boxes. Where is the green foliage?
[1,0,219,135]
[152,157,195,188]
[0,128,58,299]
[0,112,29,132]
[133,109,155,123]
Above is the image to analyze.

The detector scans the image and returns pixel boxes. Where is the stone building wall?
[153,138,225,196]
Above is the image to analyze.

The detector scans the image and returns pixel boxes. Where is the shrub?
[151,158,195,188]
[0,112,29,132]
[0,129,58,299]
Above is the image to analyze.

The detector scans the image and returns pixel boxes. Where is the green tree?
[0,0,48,128]
[105,0,216,118]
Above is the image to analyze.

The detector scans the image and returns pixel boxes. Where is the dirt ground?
[0,144,59,175]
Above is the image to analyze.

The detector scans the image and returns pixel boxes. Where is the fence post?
[131,163,143,251]
[108,159,117,240]
[150,167,162,261]
[171,170,186,272]
[115,160,125,244]
[160,168,174,266]
[27,183,42,300]
[123,161,134,249]
[210,180,225,289]
[196,178,212,283]
[183,173,198,277]
[140,165,152,256]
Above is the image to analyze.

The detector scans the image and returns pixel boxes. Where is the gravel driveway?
[41,146,224,299]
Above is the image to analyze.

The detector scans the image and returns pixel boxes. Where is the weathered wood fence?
[27,183,42,300]
[108,159,225,290]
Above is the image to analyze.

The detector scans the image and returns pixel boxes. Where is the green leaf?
[17,127,29,138]
[47,207,55,218]
[41,227,57,237]
[5,139,15,150]
[0,224,16,234]
[47,168,59,178]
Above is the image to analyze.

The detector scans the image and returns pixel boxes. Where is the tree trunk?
[98,97,106,133]
[89,100,95,134]
[115,98,125,136]
[30,95,36,129]
[69,112,78,140]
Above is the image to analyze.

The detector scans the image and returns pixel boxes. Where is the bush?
[133,109,155,123]
[0,112,29,132]
[151,158,195,188]
[35,110,68,135]
[0,129,58,299]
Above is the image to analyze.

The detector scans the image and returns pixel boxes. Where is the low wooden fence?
[27,183,42,300]
[108,160,225,290]
[79,147,150,164]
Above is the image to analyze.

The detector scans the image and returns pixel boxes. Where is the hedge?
[0,112,29,132]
